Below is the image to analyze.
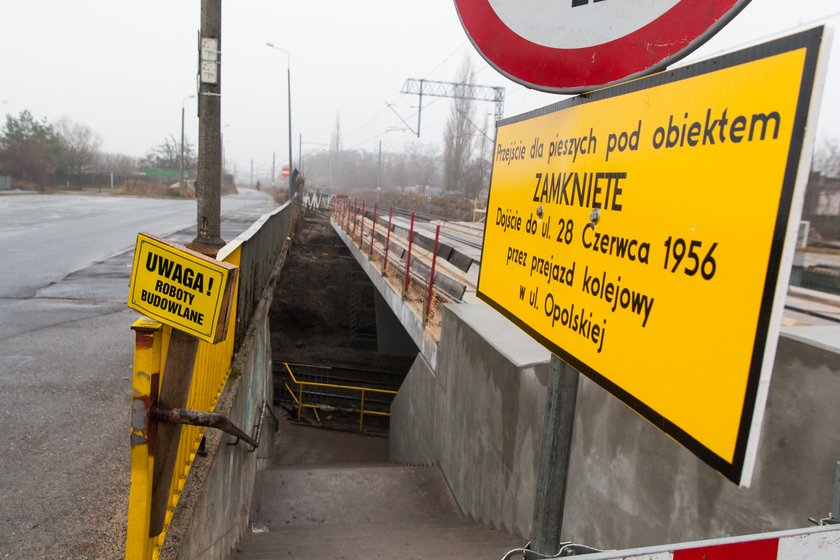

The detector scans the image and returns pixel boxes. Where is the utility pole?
[250,159,253,186]
[271,152,275,188]
[286,60,294,200]
[417,79,423,138]
[194,0,224,250]
[266,43,293,199]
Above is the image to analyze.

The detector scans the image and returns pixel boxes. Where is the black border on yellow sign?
[477,27,823,484]
[128,236,226,341]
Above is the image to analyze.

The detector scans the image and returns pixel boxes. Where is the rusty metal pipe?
[150,406,258,449]
[248,400,279,454]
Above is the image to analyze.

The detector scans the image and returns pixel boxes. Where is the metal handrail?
[284,382,322,425]
[283,362,397,432]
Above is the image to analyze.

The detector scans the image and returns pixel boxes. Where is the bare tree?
[443,57,476,194]
[95,152,139,174]
[142,134,194,169]
[458,111,493,199]
[55,117,102,175]
[330,112,343,154]
[406,141,440,188]
[814,140,840,178]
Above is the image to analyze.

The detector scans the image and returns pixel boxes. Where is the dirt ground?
[268,209,413,373]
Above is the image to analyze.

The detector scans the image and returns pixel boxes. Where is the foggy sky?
[0,1,838,182]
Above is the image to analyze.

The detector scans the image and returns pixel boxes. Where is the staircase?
[229,423,521,560]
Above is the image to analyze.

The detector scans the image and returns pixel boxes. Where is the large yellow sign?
[478,28,825,485]
[128,233,238,343]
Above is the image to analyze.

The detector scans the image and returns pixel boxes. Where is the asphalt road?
[0,189,277,559]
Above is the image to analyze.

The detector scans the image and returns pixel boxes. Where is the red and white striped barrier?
[575,525,840,560]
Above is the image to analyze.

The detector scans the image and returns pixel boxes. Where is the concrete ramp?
[234,464,520,560]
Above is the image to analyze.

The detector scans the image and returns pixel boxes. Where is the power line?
[341,42,470,147]
[399,78,504,138]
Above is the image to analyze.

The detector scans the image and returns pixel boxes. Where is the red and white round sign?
[280,165,290,178]
[454,0,751,93]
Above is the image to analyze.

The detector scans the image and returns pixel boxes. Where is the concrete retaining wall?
[165,313,275,560]
[391,302,840,547]
[389,354,437,466]
[390,303,551,539]
[564,327,840,549]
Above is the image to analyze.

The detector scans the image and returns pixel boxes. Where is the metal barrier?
[283,362,398,433]
[231,201,295,345]
[127,246,242,559]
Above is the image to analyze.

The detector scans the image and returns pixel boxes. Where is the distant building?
[803,171,840,241]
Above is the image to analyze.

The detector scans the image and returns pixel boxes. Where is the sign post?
[281,164,291,197]
[477,28,826,551]
[530,357,580,555]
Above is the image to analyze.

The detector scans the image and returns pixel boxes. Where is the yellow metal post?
[126,318,162,560]
[297,386,303,421]
[283,362,396,433]
[359,390,365,433]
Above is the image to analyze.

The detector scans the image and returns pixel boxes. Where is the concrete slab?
[781,325,840,354]
[447,301,551,369]
[252,465,464,530]
[232,523,519,560]
[273,421,390,467]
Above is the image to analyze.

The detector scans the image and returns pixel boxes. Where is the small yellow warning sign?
[127,233,237,343]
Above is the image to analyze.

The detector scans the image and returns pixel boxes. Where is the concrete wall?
[390,299,840,548]
[159,204,295,559]
[373,290,420,358]
[390,303,551,539]
[229,200,294,346]
[563,326,840,550]
[389,353,437,466]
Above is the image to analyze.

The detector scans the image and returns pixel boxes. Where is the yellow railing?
[283,362,398,433]
[126,246,242,560]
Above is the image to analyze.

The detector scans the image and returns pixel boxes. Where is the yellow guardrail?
[283,362,398,433]
[126,246,242,560]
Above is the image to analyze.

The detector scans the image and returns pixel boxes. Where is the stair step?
[232,522,521,560]
[272,422,390,467]
[237,453,522,560]
[252,466,464,529]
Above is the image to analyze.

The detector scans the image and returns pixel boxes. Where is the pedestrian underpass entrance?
[268,212,417,434]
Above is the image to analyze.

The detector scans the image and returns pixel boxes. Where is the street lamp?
[221,123,231,185]
[265,42,294,199]
[180,94,196,193]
